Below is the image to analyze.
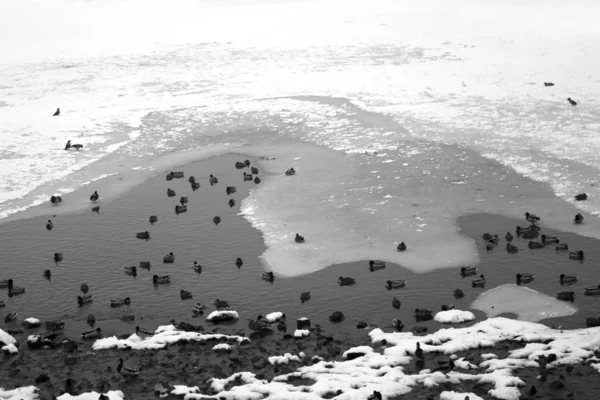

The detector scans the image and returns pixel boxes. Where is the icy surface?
[434,310,476,324]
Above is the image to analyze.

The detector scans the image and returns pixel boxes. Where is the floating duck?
[528,241,544,249]
[472,274,486,287]
[295,233,305,243]
[414,309,433,318]
[54,253,63,262]
[559,274,577,285]
[397,242,407,251]
[167,189,176,197]
[50,195,62,205]
[43,270,51,280]
[153,275,171,285]
[4,312,17,323]
[90,191,99,202]
[441,304,456,311]
[81,283,89,294]
[285,168,296,176]
[567,97,577,106]
[392,318,404,332]
[81,327,102,339]
[136,326,154,336]
[248,318,272,331]
[180,290,193,300]
[525,212,541,224]
[556,291,575,302]
[541,235,559,244]
[569,250,584,260]
[386,280,406,290]
[254,176,261,184]
[574,213,584,224]
[460,267,477,277]
[110,297,131,307]
[213,216,221,224]
[209,174,218,186]
[251,167,259,174]
[226,186,236,195]
[117,358,139,378]
[235,258,243,267]
[8,280,25,297]
[486,241,495,251]
[180,196,188,205]
[149,216,158,224]
[192,303,205,314]
[338,276,356,286]
[556,242,569,251]
[482,233,493,240]
[77,294,93,306]
[544,82,554,87]
[262,271,274,282]
[584,286,600,296]
[300,292,311,303]
[191,181,200,190]
[369,260,386,272]
[214,299,230,309]
[135,231,150,240]
[0,300,5,308]
[453,289,465,299]
[163,252,175,263]
[392,297,401,309]
[46,220,53,230]
[505,232,513,241]
[193,261,202,273]
[175,205,187,214]
[124,266,137,276]
[228,199,235,207]
[516,273,534,285]
[506,243,518,253]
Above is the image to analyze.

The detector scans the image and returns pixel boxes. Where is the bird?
[77,294,93,306]
[472,274,486,287]
[81,327,102,339]
[80,283,89,294]
[505,232,513,241]
[90,191,99,202]
[567,97,577,106]
[46,220,53,230]
[415,342,424,358]
[124,266,137,276]
[110,297,131,307]
[214,299,231,309]
[574,213,584,224]
[369,260,386,271]
[559,274,577,285]
[506,243,518,253]
[460,267,477,277]
[386,280,407,289]
[53,108,60,116]
[556,242,569,251]
[180,289,192,300]
[117,358,139,378]
[441,304,456,311]
[135,326,154,336]
[392,297,401,309]
[235,258,243,267]
[338,276,356,286]
[300,291,311,303]
[516,273,534,285]
[295,233,305,243]
[4,312,17,323]
[43,269,52,280]
[397,242,407,251]
[525,212,540,223]
[153,275,171,285]
[261,271,275,282]
[193,261,202,273]
[367,391,383,400]
[392,318,404,331]
[248,318,272,331]
[543,82,554,87]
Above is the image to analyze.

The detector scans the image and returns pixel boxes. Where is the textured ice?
[470,284,578,322]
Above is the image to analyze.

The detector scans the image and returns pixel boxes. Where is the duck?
[175,205,187,214]
[482,233,493,240]
[254,176,261,184]
[369,260,386,271]
[277,320,287,331]
[78,294,93,306]
[214,299,231,309]
[209,174,218,185]
[569,250,584,260]
[367,391,383,400]
[192,303,205,314]
[135,326,154,336]
[392,297,401,309]
[235,258,243,267]
[454,289,465,299]
[0,279,10,288]
[261,271,274,282]
[386,280,407,289]
[432,358,456,373]
[135,231,150,240]
[54,252,63,262]
[189,176,196,183]
[213,216,221,224]
[54,108,61,116]
[43,270,52,280]
[505,232,513,241]
[528,241,544,249]
[251,166,259,174]
[338,276,356,286]
[541,235,559,244]
[525,212,541,224]
[167,188,176,197]
[81,283,89,294]
[460,267,477,277]
[228,199,235,207]
[567,97,577,106]
[486,241,495,251]
[520,230,540,239]
[81,327,102,339]
[574,213,584,224]
[4,312,17,323]
[124,266,137,276]
[414,342,424,358]
[243,172,253,182]
[556,242,569,251]
[163,252,175,263]
[285,168,296,176]
[248,318,272,331]
[180,290,193,300]
[110,297,131,307]
[516,273,534,285]
[153,275,171,285]
[584,285,600,296]
[300,291,311,303]
[414,309,433,318]
[46,220,53,230]
[441,304,456,311]
[295,233,305,243]
[489,235,499,244]
[192,261,202,273]
[117,358,139,378]
[559,274,577,285]
[392,318,404,332]
[191,181,200,190]
[544,82,554,87]
[506,243,518,253]
[0,300,5,308]
[397,242,407,251]
[90,191,99,202]
[7,280,25,296]
[556,291,575,302]
[180,196,188,205]
[50,195,63,205]
[472,274,486,287]
[226,186,237,195]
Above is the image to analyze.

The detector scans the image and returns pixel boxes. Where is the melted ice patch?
[470,284,577,322]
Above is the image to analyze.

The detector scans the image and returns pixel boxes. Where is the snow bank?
[268,353,303,365]
[170,317,600,400]
[471,284,577,322]
[93,325,249,350]
[0,386,39,400]
[293,329,309,338]
[57,391,124,400]
[0,328,18,354]
[434,310,476,324]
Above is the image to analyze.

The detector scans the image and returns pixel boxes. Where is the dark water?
[0,155,598,341]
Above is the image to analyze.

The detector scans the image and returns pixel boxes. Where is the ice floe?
[0,386,39,400]
[0,328,18,354]
[434,309,476,324]
[470,284,577,322]
[56,391,124,400]
[92,325,249,350]
[264,312,285,323]
[169,317,600,400]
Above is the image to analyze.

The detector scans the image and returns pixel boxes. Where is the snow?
[206,309,240,322]
[92,325,249,350]
[56,391,124,400]
[23,317,40,325]
[213,343,232,351]
[264,312,284,322]
[440,391,484,400]
[434,310,476,324]
[0,328,18,354]
[342,346,374,359]
[0,386,39,400]
[294,329,309,338]
[268,353,302,365]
